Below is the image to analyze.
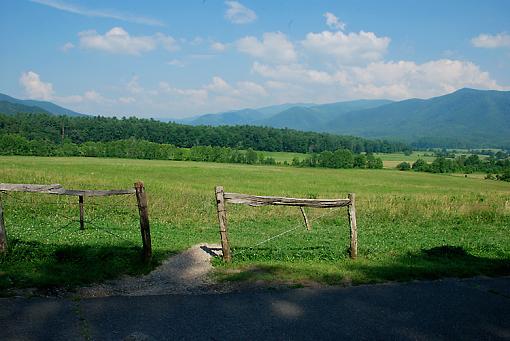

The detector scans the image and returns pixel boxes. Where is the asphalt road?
[1,276,509,340]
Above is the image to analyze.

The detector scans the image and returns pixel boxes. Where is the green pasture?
[0,156,509,293]
[258,151,306,163]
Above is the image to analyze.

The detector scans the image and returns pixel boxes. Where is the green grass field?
[374,152,435,169]
[1,156,509,293]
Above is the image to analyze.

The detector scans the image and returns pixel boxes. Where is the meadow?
[258,150,436,169]
[0,155,509,293]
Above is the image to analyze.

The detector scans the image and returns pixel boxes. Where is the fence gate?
[215,186,357,262]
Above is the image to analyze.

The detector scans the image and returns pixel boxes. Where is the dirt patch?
[76,244,232,297]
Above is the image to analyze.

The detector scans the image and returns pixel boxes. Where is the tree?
[353,154,367,168]
[412,159,429,172]
[332,149,354,168]
[366,153,383,169]
[245,148,258,164]
[397,162,411,171]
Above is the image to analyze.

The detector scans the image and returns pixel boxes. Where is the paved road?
[1,276,509,340]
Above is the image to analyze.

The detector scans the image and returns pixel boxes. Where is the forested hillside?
[0,113,408,154]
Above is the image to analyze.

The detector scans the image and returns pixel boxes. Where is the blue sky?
[1,0,509,118]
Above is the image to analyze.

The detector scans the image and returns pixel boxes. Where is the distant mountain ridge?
[186,89,510,148]
[0,100,52,115]
[324,88,510,147]
[0,93,84,116]
[1,89,509,148]
[186,99,392,131]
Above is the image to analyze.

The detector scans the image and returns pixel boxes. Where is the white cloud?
[302,30,390,64]
[167,59,185,67]
[225,1,257,24]
[18,71,113,108]
[471,32,510,48]
[19,71,54,100]
[159,81,209,104]
[252,62,336,84]
[56,90,110,105]
[31,0,164,26]
[324,12,346,31]
[155,33,179,52]
[346,59,502,98]
[155,76,269,116]
[83,90,104,103]
[78,27,178,55]
[237,32,297,63]
[205,76,232,93]
[211,42,227,52]
[60,42,74,52]
[238,81,267,96]
[251,58,505,102]
[265,80,288,89]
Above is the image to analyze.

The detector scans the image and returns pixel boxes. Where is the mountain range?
[1,88,509,148]
[185,89,510,148]
[0,93,83,117]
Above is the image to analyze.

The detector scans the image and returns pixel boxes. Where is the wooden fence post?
[0,193,7,253]
[215,186,231,262]
[135,181,152,262]
[348,193,358,259]
[299,206,311,231]
[79,195,85,230]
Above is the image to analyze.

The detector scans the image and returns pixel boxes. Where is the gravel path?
[76,243,229,297]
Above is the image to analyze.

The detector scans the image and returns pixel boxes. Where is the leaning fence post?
[299,206,311,231]
[79,195,85,230]
[135,181,152,262]
[348,193,358,259]
[0,193,7,253]
[215,186,231,262]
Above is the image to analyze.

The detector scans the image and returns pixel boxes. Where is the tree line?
[0,133,383,170]
[397,154,510,181]
[0,113,408,154]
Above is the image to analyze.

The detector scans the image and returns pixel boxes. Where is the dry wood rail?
[0,182,151,261]
[0,183,135,196]
[215,186,358,262]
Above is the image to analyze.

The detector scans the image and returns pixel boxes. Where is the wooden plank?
[61,189,135,197]
[348,193,358,259]
[299,206,311,231]
[0,194,6,253]
[79,195,85,230]
[215,186,231,262]
[0,183,134,197]
[223,192,350,208]
[0,183,64,194]
[135,181,152,262]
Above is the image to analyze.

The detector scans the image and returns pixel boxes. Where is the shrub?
[397,162,411,171]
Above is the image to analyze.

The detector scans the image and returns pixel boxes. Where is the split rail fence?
[0,181,152,261]
[215,186,357,262]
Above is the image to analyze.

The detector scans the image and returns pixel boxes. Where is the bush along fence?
[215,186,357,262]
[0,181,152,261]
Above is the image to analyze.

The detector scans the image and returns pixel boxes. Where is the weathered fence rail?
[0,182,151,261]
[0,183,135,196]
[215,186,358,262]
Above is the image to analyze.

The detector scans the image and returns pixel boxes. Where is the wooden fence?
[215,186,357,262]
[0,181,152,261]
